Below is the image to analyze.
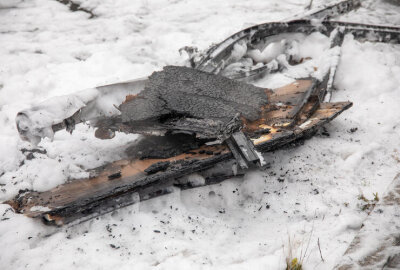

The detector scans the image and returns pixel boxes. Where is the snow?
[248,39,290,64]
[230,41,248,62]
[217,30,339,81]
[336,174,400,269]
[30,206,52,212]
[1,0,400,269]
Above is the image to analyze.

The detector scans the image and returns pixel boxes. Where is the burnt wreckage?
[5,0,400,225]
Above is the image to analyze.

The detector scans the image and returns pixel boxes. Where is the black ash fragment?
[144,161,171,175]
[108,172,121,180]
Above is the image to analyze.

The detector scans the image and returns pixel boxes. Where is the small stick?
[318,238,325,262]
[306,0,314,10]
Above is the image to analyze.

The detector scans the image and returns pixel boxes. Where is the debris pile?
[6,64,351,226]
[5,0,400,226]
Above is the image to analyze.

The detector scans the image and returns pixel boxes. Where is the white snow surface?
[1,0,400,269]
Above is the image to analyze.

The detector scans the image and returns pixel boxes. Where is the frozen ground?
[1,0,400,269]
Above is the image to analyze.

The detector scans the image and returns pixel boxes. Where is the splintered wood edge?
[252,101,352,146]
[243,79,315,132]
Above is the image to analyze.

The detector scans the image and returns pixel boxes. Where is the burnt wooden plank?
[5,76,352,226]
[5,101,351,226]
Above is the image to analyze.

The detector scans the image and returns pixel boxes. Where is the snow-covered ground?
[1,0,400,269]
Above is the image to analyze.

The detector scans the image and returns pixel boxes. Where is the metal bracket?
[226,131,261,169]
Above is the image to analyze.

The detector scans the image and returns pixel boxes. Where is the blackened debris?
[108,172,121,180]
[118,66,269,140]
[109,244,120,249]
[125,134,205,159]
[20,148,47,161]
[249,128,271,137]
[144,161,171,175]
[56,0,96,18]
[21,148,47,155]
[321,127,330,137]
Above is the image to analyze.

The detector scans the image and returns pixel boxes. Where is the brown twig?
[318,238,325,262]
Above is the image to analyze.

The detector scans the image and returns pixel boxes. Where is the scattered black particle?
[108,172,121,180]
[56,0,96,18]
[321,127,330,137]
